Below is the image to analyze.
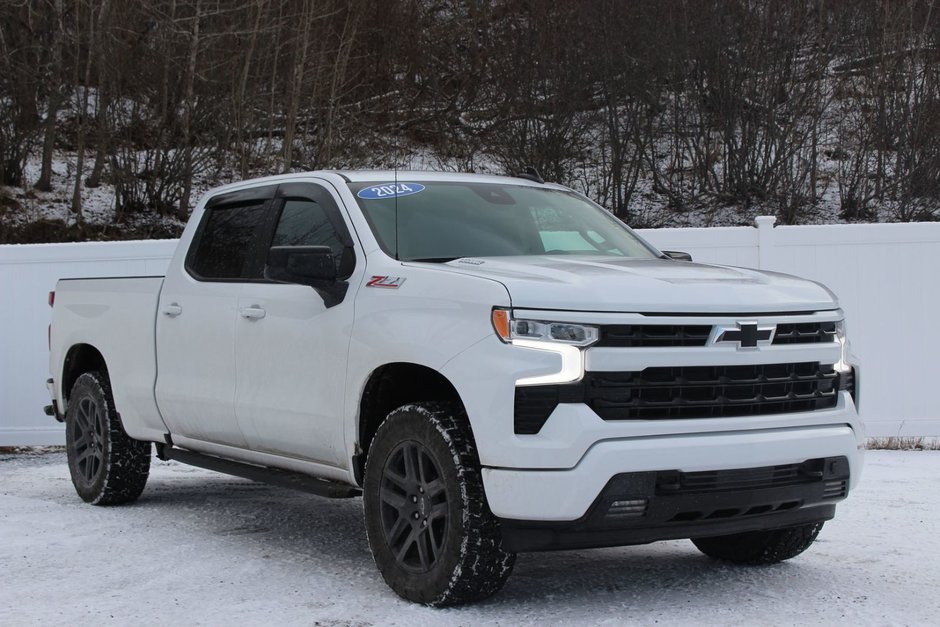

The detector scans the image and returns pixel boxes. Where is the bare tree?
[233,0,267,178]
[282,0,315,172]
[85,0,115,188]
[177,0,202,218]
[3,0,940,237]
[71,0,102,218]
[35,0,67,192]
[0,0,41,188]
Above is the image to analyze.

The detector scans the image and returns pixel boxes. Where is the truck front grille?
[597,325,712,347]
[514,362,840,434]
[654,457,848,496]
[584,362,838,421]
[772,321,838,344]
[593,321,838,348]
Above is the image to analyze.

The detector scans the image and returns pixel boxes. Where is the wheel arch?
[61,343,109,402]
[355,362,468,485]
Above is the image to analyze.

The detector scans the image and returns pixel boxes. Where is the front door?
[234,182,359,465]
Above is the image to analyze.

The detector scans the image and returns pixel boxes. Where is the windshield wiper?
[408,257,459,263]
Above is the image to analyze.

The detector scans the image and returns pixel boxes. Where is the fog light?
[607,498,648,518]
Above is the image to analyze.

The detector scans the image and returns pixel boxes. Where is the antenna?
[516,166,545,184]
[392,105,403,260]
[394,162,400,261]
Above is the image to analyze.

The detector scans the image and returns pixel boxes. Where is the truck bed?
[50,276,168,443]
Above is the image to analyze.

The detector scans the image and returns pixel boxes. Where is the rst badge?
[366,275,406,289]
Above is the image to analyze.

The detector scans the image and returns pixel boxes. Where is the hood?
[430,256,837,313]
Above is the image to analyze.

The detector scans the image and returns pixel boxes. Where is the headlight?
[491,309,599,347]
[833,319,858,407]
[834,319,850,372]
[491,308,598,386]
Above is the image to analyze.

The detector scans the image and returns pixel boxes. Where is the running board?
[157,445,361,499]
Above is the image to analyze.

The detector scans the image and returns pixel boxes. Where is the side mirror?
[266,245,336,284]
[662,250,693,262]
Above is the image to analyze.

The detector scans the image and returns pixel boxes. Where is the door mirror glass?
[266,246,337,284]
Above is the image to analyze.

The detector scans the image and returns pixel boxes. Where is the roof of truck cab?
[199,170,572,199]
[331,170,568,188]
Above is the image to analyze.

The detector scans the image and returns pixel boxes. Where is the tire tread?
[364,401,515,606]
[67,371,151,505]
[692,522,824,565]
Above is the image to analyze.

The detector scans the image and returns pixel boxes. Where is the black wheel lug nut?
[411,495,418,503]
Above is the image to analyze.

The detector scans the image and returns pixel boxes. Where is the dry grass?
[866,437,940,450]
[0,446,66,455]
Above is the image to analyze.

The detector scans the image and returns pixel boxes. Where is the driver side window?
[270,199,346,274]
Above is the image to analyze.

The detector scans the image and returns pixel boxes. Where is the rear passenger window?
[189,203,267,279]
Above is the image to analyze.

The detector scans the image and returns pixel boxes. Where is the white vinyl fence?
[1,218,938,445]
[1,240,177,445]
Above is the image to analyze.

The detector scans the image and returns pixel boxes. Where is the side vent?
[823,479,848,499]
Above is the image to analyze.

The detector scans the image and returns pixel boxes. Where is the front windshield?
[348,181,659,261]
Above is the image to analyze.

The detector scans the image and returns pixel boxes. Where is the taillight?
[48,291,55,350]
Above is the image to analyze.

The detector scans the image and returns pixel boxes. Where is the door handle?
[161,303,182,317]
[239,306,266,320]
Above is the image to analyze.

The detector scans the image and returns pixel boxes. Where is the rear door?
[234,182,359,465]
[155,186,275,447]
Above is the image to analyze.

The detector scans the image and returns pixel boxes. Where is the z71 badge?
[366,275,406,289]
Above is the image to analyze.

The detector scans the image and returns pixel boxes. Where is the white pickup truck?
[46,171,862,605]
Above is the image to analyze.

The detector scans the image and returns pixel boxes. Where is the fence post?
[753,215,777,270]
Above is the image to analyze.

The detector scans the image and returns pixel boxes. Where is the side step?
[157,445,361,499]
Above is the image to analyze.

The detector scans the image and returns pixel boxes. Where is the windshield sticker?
[357,182,425,200]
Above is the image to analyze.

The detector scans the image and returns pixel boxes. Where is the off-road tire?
[65,371,151,505]
[363,402,516,606]
[691,522,824,565]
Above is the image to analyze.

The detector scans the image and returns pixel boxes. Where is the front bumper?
[498,455,849,552]
[482,418,861,523]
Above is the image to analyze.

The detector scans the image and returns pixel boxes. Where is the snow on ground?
[1,450,937,625]
[15,154,118,225]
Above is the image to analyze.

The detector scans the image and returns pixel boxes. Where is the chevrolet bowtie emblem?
[713,322,775,349]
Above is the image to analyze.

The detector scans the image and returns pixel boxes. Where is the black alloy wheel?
[379,441,449,573]
[69,395,106,488]
[362,402,516,605]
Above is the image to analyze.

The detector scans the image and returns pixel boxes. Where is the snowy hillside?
[2,2,938,243]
